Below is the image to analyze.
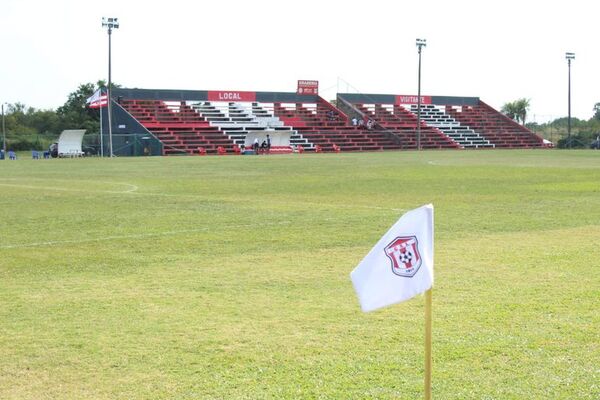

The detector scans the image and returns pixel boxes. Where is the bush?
[6,135,54,151]
[557,134,592,149]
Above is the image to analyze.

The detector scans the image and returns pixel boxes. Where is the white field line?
[0,221,293,250]
[0,180,403,212]
[0,180,138,194]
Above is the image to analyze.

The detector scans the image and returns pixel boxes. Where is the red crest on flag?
[384,236,422,277]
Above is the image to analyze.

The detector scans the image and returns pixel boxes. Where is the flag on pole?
[86,88,108,109]
[351,204,434,312]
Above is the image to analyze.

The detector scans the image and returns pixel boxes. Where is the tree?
[55,80,120,134]
[514,98,530,125]
[501,98,530,125]
[501,102,518,121]
[1,80,120,151]
[593,103,600,121]
[56,82,100,132]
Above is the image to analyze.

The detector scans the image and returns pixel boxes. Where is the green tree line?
[2,81,115,151]
[503,98,600,148]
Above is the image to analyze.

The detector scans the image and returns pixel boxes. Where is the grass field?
[0,150,599,399]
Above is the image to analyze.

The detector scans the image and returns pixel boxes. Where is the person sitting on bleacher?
[351,117,358,126]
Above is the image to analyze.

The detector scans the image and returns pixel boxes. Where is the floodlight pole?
[565,52,575,149]
[416,38,427,151]
[1,103,6,158]
[102,17,119,157]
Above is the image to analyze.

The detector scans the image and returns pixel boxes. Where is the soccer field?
[1,150,598,399]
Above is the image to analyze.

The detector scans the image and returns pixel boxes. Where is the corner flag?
[350,204,434,312]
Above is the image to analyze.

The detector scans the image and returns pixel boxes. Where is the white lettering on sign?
[298,80,318,87]
[396,95,432,104]
[219,92,242,100]
[399,96,421,103]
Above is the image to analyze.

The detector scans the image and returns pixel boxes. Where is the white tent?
[57,129,86,157]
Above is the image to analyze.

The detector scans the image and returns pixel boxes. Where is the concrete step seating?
[356,103,459,150]
[445,102,545,148]
[120,100,237,155]
[409,104,494,149]
[267,100,404,152]
[191,101,312,152]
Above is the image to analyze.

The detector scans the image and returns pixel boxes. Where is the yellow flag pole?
[424,288,432,400]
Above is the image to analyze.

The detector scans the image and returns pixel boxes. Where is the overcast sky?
[1,0,597,122]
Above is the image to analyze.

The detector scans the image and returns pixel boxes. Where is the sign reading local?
[207,91,257,102]
[395,95,432,105]
[297,80,319,95]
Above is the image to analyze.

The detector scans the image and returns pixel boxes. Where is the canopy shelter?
[57,129,86,157]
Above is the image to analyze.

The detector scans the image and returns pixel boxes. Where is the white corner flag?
[351,204,434,312]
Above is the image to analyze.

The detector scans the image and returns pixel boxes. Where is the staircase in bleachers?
[191,102,311,152]
[270,98,404,152]
[357,104,460,150]
[120,100,236,155]
[445,102,544,148]
[409,104,494,149]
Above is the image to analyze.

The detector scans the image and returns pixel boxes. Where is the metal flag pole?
[99,95,104,157]
[102,17,119,157]
[107,27,113,157]
[565,52,575,149]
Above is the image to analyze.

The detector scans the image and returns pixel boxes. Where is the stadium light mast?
[565,52,575,149]
[102,17,119,157]
[1,103,6,158]
[416,38,427,151]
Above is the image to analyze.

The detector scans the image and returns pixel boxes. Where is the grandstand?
[107,88,545,156]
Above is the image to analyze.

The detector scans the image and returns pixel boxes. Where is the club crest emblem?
[384,236,422,277]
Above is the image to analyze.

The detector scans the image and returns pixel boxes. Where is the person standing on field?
[253,137,259,154]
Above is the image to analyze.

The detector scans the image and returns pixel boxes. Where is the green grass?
[0,150,599,399]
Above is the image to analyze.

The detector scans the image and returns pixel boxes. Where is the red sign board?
[395,95,432,105]
[297,80,319,95]
[207,91,256,102]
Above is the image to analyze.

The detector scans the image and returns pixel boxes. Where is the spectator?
[358,119,365,129]
[49,143,58,158]
[253,137,260,154]
[266,134,271,153]
[8,150,17,160]
[351,117,358,126]
[366,119,374,130]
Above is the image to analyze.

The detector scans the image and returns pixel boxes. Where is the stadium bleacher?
[444,101,544,148]
[111,89,545,155]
